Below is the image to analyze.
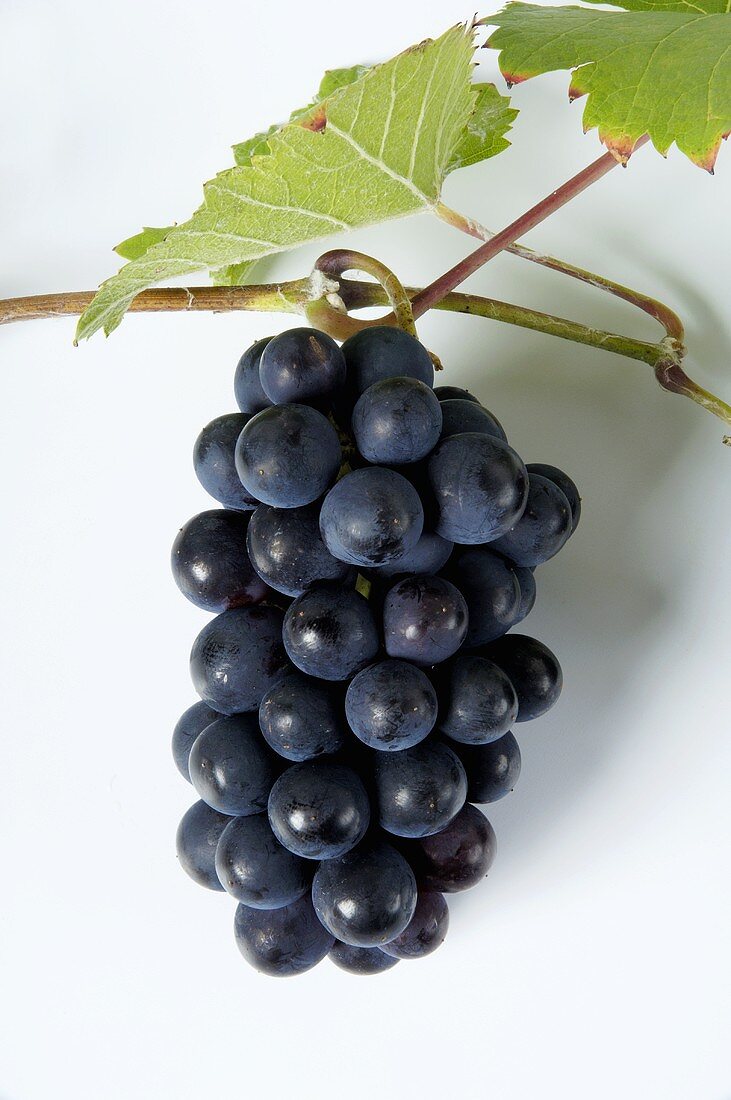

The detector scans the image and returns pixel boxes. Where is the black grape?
[383,575,468,665]
[352,377,442,464]
[369,531,453,579]
[189,713,279,816]
[190,605,288,713]
[444,546,521,646]
[259,327,346,405]
[172,701,218,782]
[259,670,347,761]
[341,325,434,400]
[233,337,273,414]
[247,503,353,597]
[282,585,379,681]
[235,403,341,508]
[427,432,528,544]
[176,800,231,890]
[491,473,572,567]
[511,563,537,623]
[373,740,467,838]
[433,385,480,403]
[171,509,268,613]
[214,812,312,908]
[312,838,417,947]
[268,760,370,859]
[345,659,437,751]
[329,942,399,975]
[527,462,581,531]
[380,890,449,959]
[451,732,521,804]
[319,466,424,567]
[406,803,497,893]
[234,895,334,977]
[479,634,562,722]
[439,398,507,443]
[193,413,258,511]
[438,654,519,745]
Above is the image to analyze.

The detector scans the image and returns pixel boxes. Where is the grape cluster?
[172,325,579,977]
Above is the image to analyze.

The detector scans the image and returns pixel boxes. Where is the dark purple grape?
[491,473,572,567]
[527,462,581,531]
[444,546,521,646]
[214,812,312,908]
[341,326,434,400]
[259,670,347,761]
[312,838,417,947]
[234,895,334,976]
[368,531,453,579]
[189,713,279,816]
[511,563,537,623]
[172,701,218,783]
[190,605,288,714]
[193,413,257,511]
[438,654,518,746]
[381,890,449,959]
[171,509,268,613]
[373,740,467,838]
[247,503,353,597]
[268,761,370,860]
[235,404,341,508]
[451,733,521,804]
[345,659,437,751]
[352,377,442,464]
[282,586,379,681]
[319,466,424,567]
[427,433,528,544]
[439,399,507,443]
[433,385,480,403]
[406,804,496,893]
[479,635,562,722]
[259,327,346,406]
[233,337,273,414]
[329,942,399,975]
[383,575,468,665]
[176,800,231,890]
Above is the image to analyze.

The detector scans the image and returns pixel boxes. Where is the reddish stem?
[411,137,650,319]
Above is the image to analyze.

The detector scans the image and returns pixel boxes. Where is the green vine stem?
[435,201,685,345]
[0,272,729,438]
[430,130,685,345]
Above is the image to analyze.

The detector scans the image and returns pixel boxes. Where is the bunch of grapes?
[172,325,579,977]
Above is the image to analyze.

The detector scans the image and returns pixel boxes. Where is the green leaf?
[224,65,375,282]
[211,260,259,286]
[114,226,175,261]
[77,26,509,340]
[446,83,517,171]
[482,2,731,170]
[231,64,372,167]
[232,125,280,167]
[317,65,372,99]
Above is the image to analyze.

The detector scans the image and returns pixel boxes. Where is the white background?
[1,2,730,1098]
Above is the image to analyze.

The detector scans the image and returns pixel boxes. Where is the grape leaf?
[446,83,518,171]
[481,2,731,170]
[231,64,372,167]
[114,226,175,261]
[219,66,374,284]
[77,26,515,340]
[220,74,514,286]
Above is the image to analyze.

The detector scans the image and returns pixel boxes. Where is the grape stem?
[1,276,728,438]
[0,136,727,438]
